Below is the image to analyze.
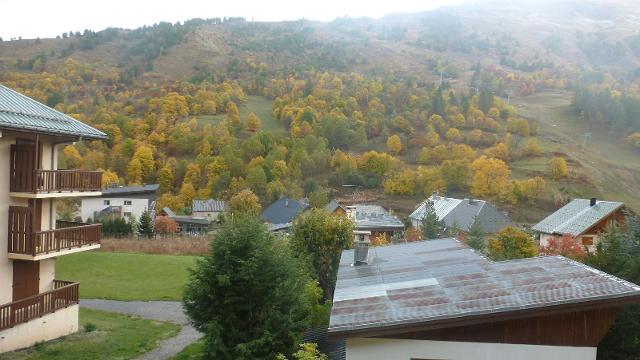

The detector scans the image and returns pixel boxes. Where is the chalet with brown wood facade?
[0,84,107,353]
[328,238,640,360]
[532,198,626,250]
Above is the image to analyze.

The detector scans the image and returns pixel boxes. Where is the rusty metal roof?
[0,84,107,140]
[328,238,640,336]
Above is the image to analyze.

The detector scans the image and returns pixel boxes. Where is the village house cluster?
[0,85,638,358]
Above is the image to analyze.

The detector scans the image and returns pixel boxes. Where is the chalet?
[0,84,107,352]
[328,238,640,360]
[80,184,158,222]
[261,197,309,232]
[409,194,513,237]
[532,198,625,250]
[191,199,227,221]
[325,199,346,216]
[347,204,405,239]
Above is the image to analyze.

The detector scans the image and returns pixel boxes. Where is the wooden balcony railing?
[8,207,101,257]
[10,169,102,193]
[0,281,79,331]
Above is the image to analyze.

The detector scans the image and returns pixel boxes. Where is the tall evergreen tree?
[467,216,485,252]
[585,215,640,360]
[137,210,154,239]
[183,215,311,359]
[420,200,442,240]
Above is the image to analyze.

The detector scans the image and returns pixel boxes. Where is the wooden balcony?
[10,169,102,196]
[8,207,101,260]
[0,281,79,331]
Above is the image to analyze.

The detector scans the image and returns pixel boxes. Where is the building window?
[582,236,594,246]
[124,200,132,205]
[104,200,110,206]
[124,212,132,217]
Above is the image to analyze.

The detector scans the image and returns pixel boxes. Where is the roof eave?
[327,292,640,340]
[0,125,108,140]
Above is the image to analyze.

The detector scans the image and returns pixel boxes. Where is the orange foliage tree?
[539,234,585,260]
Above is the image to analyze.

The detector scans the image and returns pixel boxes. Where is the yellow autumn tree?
[548,157,568,179]
[229,189,261,215]
[383,169,416,195]
[245,112,261,132]
[386,134,402,155]
[470,156,511,199]
[526,138,542,156]
[178,181,196,208]
[101,169,120,188]
[62,145,83,169]
[445,128,461,142]
[126,158,143,185]
[158,165,174,194]
[132,145,154,182]
[227,101,241,128]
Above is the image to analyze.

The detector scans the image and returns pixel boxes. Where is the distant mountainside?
[1,0,640,216]
[2,0,640,83]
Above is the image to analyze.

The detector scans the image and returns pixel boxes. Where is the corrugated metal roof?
[0,84,107,140]
[410,195,462,221]
[353,204,405,230]
[328,238,640,335]
[532,199,624,236]
[192,199,227,212]
[410,196,513,233]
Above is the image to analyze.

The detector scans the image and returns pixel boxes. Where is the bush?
[100,217,133,237]
[84,322,97,332]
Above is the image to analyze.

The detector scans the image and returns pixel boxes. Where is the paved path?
[81,299,202,360]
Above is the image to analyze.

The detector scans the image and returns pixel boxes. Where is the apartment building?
[0,84,107,353]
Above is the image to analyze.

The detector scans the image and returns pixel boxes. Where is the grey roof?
[101,184,159,197]
[329,238,640,336]
[192,199,227,212]
[170,215,210,225]
[0,84,107,140]
[410,195,513,233]
[353,204,405,231]
[532,199,625,236]
[410,196,462,221]
[261,197,309,224]
[325,199,344,213]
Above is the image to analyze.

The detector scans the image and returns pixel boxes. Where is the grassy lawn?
[171,339,204,359]
[57,252,199,301]
[3,308,179,360]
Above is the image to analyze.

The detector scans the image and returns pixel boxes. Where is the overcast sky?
[2,0,472,40]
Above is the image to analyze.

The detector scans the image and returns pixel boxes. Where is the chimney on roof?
[590,198,597,207]
[353,231,371,266]
[346,205,357,221]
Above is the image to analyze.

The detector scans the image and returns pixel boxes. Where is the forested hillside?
[2,0,640,219]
